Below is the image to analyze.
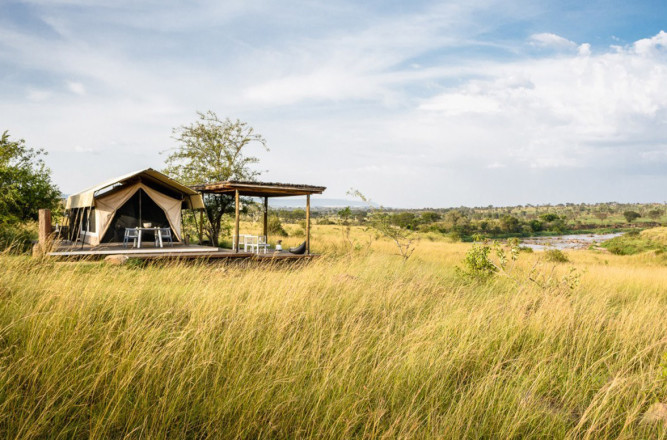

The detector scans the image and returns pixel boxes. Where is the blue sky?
[1,0,667,207]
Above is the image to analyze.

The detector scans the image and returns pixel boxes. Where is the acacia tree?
[163,111,268,246]
[0,131,61,224]
[623,210,641,224]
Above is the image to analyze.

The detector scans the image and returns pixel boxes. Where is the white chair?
[123,228,139,248]
[245,235,258,252]
[156,228,173,247]
[256,236,270,254]
[232,234,252,251]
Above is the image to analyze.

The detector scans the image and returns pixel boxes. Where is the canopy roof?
[66,168,205,210]
[191,180,326,197]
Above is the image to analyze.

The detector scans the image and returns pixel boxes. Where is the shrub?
[529,220,543,232]
[0,221,37,253]
[445,231,461,242]
[544,248,569,263]
[457,243,497,280]
[267,216,288,237]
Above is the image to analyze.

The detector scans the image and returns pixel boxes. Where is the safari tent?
[65,169,204,246]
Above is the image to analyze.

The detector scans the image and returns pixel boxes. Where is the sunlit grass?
[1,226,667,438]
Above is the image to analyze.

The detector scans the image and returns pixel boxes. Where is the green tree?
[0,131,61,223]
[623,210,641,223]
[500,215,521,233]
[593,210,608,221]
[163,111,268,246]
[647,209,664,221]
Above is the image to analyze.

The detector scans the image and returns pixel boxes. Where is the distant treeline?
[257,202,666,240]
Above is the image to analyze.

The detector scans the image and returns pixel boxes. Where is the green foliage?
[602,232,666,255]
[623,210,641,223]
[457,242,497,280]
[0,221,36,253]
[456,238,520,281]
[544,248,569,263]
[335,202,667,241]
[267,216,288,237]
[420,211,441,223]
[500,215,521,233]
[647,209,664,220]
[163,111,268,246]
[539,213,560,222]
[0,131,61,224]
[529,219,543,232]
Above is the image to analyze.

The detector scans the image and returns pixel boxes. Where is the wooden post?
[306,194,311,255]
[38,209,51,248]
[263,196,268,239]
[199,209,204,243]
[234,190,240,252]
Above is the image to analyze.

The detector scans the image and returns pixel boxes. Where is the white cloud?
[26,89,52,102]
[577,43,591,56]
[418,93,501,115]
[67,81,86,95]
[633,30,667,55]
[529,32,577,50]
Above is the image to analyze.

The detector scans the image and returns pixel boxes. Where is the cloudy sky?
[1,0,667,207]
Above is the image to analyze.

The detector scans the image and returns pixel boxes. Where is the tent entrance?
[101,189,176,243]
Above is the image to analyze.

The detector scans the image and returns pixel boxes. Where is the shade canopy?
[191,180,326,197]
[66,168,205,210]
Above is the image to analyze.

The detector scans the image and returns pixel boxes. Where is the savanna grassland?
[1,226,667,439]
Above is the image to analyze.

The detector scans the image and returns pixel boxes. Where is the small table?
[132,227,164,248]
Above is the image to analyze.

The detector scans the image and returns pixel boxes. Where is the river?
[519,232,623,251]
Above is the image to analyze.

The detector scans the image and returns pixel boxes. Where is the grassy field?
[1,226,667,438]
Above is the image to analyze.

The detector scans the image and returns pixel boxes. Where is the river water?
[519,233,623,251]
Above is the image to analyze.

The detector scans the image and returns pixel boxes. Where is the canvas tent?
[65,168,204,246]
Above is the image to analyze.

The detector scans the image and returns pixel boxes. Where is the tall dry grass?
[1,226,667,438]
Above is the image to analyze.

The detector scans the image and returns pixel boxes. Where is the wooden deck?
[48,242,317,261]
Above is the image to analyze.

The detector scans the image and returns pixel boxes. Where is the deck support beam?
[306,194,311,255]
[199,209,204,244]
[234,190,240,252]
[38,209,52,247]
[263,196,268,239]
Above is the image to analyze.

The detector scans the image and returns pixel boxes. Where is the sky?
[1,0,667,208]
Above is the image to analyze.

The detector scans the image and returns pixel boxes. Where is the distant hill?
[269,198,376,209]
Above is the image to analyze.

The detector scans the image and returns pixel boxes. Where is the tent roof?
[66,168,204,209]
[191,180,326,197]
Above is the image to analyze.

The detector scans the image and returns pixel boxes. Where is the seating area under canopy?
[191,181,326,254]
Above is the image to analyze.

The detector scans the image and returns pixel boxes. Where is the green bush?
[602,233,665,256]
[457,243,497,280]
[445,231,461,242]
[544,249,569,263]
[0,221,37,253]
[268,216,288,237]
